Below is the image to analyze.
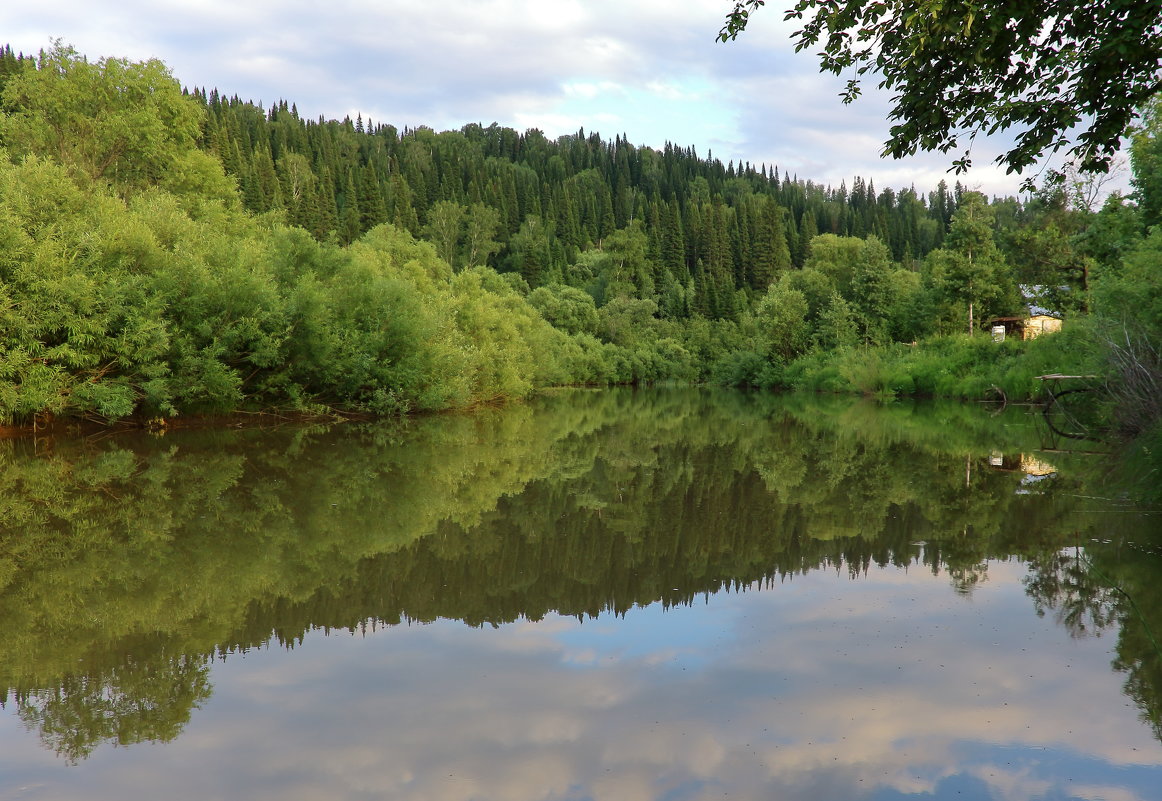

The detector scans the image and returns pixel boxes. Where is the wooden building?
[990,312,1063,340]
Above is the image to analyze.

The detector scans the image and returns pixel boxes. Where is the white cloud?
[1,0,1124,198]
[1072,785,1156,801]
[644,80,695,101]
[5,559,1158,801]
[563,81,625,101]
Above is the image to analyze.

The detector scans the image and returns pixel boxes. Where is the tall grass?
[769,324,1101,402]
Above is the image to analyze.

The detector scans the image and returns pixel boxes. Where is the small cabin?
[990,286,1068,340]
[989,290,1064,341]
[990,312,1063,341]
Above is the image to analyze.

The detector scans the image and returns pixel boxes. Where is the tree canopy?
[719,1,1162,186]
[0,42,204,189]
[2,41,1161,429]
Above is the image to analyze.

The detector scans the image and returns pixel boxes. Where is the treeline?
[195,89,956,275]
[0,43,1160,435]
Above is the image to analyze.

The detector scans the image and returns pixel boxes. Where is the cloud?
[0,1,1124,198]
[5,558,1159,801]
[564,82,625,101]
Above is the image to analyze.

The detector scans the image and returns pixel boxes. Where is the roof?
[1019,284,1065,318]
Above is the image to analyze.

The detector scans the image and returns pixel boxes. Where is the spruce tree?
[749,197,791,290]
[339,169,362,243]
[358,162,387,230]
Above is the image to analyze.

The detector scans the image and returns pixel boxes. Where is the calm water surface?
[1,388,1159,801]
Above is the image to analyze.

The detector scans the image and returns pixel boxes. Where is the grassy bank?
[768,324,1100,401]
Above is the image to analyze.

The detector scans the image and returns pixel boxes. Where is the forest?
[0,43,1159,452]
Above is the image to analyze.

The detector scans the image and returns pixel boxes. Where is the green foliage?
[602,221,655,298]
[720,1,1162,184]
[923,193,1020,334]
[0,42,203,192]
[528,283,600,336]
[1091,229,1162,437]
[777,327,1100,402]
[1132,98,1162,232]
[505,214,555,285]
[462,202,502,269]
[190,71,964,295]
[0,143,609,422]
[1077,193,1141,276]
[804,233,864,296]
[815,294,860,351]
[789,233,929,347]
[597,296,660,348]
[709,349,768,387]
[421,199,466,267]
[448,266,575,401]
[748,194,791,288]
[1,40,1156,430]
[756,281,812,363]
[847,235,900,343]
[1094,228,1162,331]
[0,157,173,422]
[17,656,211,763]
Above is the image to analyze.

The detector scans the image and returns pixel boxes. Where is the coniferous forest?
[0,43,1160,457]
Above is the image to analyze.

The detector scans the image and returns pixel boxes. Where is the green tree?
[756,281,811,362]
[462,202,502,268]
[783,266,838,326]
[659,200,687,277]
[720,1,1162,183]
[422,199,467,268]
[797,209,818,266]
[339,170,361,244]
[358,162,387,231]
[506,215,553,286]
[0,42,204,191]
[0,157,175,423]
[386,173,419,235]
[1006,222,1092,313]
[277,151,315,227]
[603,221,655,299]
[18,657,212,763]
[249,145,281,212]
[597,296,659,348]
[924,192,1018,334]
[528,283,600,336]
[815,293,860,350]
[804,233,864,298]
[749,196,791,290]
[848,235,897,344]
[1092,227,1162,436]
[1131,97,1162,232]
[1076,193,1142,276]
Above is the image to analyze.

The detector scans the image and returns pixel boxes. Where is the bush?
[710,350,767,387]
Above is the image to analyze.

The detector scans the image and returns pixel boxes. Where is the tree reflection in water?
[0,387,1157,759]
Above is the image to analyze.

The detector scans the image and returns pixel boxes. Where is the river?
[1,387,1159,800]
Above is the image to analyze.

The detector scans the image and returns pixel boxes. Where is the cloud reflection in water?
[6,559,1158,801]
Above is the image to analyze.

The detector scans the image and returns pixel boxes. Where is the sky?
[5,562,1161,800]
[1,0,1102,199]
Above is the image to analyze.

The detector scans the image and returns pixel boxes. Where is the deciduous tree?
[0,42,203,191]
[720,1,1162,185]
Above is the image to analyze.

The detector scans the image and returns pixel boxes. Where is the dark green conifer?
[358,162,387,230]
[339,170,361,243]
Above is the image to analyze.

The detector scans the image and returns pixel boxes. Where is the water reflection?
[0,388,1159,800]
